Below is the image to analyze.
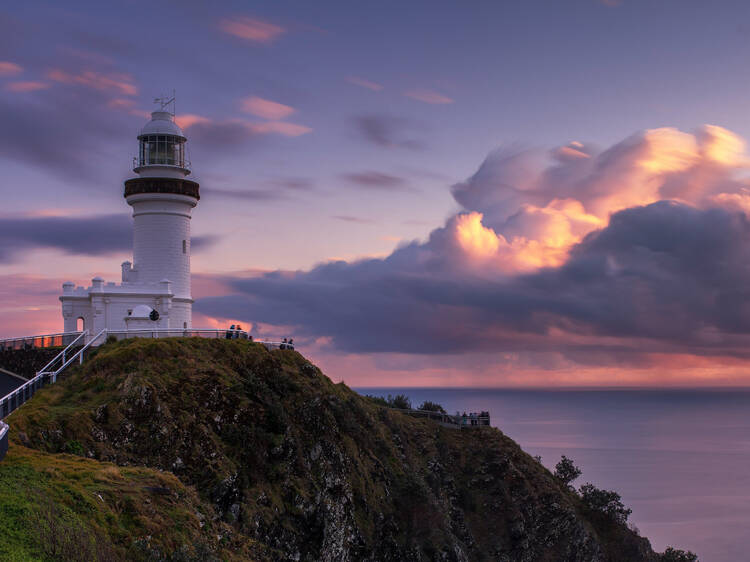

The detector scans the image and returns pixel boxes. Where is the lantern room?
[134,110,190,176]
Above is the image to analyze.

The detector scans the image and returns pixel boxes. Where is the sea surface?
[356,387,750,562]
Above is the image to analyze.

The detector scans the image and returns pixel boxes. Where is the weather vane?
[153,90,176,115]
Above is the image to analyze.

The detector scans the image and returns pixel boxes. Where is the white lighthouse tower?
[60,99,200,334]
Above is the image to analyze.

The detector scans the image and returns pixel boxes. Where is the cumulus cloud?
[196,125,750,368]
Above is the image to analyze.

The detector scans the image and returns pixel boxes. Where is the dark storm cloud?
[0,214,131,262]
[341,171,415,192]
[0,214,218,262]
[354,114,425,150]
[195,201,750,360]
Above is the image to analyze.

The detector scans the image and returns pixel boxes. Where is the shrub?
[63,440,85,456]
[661,547,699,562]
[366,394,389,407]
[387,394,411,410]
[418,401,446,413]
[579,483,632,523]
[554,455,582,487]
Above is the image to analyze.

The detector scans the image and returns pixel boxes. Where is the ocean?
[355,388,750,562]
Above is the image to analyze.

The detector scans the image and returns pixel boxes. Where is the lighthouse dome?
[138,111,186,140]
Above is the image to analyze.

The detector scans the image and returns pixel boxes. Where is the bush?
[366,394,389,407]
[579,483,632,523]
[661,547,699,562]
[63,440,85,456]
[418,401,446,413]
[387,394,412,410]
[554,455,581,487]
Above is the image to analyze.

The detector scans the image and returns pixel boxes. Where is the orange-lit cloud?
[404,89,454,104]
[250,121,312,137]
[347,76,383,91]
[0,61,23,76]
[46,69,137,95]
[4,81,49,92]
[240,96,295,119]
[219,16,286,44]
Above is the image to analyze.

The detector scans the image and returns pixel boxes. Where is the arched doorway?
[76,317,85,332]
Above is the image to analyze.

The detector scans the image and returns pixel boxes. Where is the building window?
[127,309,132,316]
[182,239,187,254]
[183,322,187,329]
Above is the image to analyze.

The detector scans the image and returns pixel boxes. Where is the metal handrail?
[35,330,88,377]
[43,329,107,383]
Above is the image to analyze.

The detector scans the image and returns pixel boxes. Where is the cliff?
[2,338,677,561]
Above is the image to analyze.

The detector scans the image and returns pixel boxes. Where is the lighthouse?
[60,100,200,334]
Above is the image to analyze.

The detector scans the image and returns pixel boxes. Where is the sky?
[5,0,750,386]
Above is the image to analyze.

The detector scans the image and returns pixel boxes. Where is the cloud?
[196,125,750,369]
[332,215,375,224]
[354,114,425,149]
[205,188,284,201]
[0,61,23,76]
[4,81,49,92]
[0,85,133,182]
[46,69,137,95]
[346,76,383,91]
[250,121,311,137]
[404,89,454,104]
[240,96,295,119]
[219,16,286,44]
[175,115,311,149]
[0,213,218,264]
[0,214,131,263]
[341,171,412,191]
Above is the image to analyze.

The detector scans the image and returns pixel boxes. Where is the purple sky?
[6,0,750,385]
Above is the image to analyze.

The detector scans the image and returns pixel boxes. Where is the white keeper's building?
[60,108,200,334]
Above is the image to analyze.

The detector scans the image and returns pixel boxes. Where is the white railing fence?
[0,331,84,351]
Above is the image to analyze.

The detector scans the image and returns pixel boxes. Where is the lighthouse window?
[182,239,187,254]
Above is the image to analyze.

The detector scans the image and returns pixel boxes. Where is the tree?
[661,547,699,562]
[579,483,632,523]
[554,455,582,487]
[418,401,446,413]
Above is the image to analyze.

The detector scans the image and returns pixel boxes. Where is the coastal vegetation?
[1,338,697,560]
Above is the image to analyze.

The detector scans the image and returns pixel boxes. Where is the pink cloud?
[175,113,213,129]
[346,76,384,91]
[404,89,454,104]
[240,96,295,119]
[46,69,137,96]
[5,81,49,92]
[219,16,286,44]
[0,61,22,76]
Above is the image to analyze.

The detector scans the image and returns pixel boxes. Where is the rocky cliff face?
[10,338,665,561]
